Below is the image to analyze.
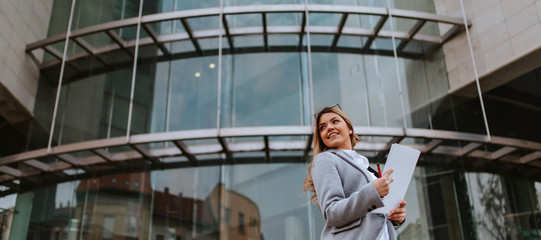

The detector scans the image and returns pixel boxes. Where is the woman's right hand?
[373,169,394,197]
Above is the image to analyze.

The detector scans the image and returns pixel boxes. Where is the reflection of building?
[152,187,217,240]
[397,218,427,240]
[1,0,541,239]
[39,173,261,240]
[0,208,14,240]
[207,184,262,240]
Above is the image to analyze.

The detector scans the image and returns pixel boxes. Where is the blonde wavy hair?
[303,105,361,203]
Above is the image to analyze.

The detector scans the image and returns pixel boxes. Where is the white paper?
[373,144,420,214]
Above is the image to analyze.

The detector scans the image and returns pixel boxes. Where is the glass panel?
[199,38,220,51]
[70,0,143,31]
[30,0,72,150]
[226,137,263,144]
[233,35,264,48]
[344,14,381,29]
[77,32,115,49]
[18,181,80,239]
[150,166,221,239]
[138,56,218,135]
[267,13,303,26]
[359,136,394,144]
[311,53,403,128]
[372,38,395,52]
[162,156,188,163]
[308,34,333,47]
[8,160,541,240]
[227,0,300,5]
[308,0,387,7]
[467,172,541,240]
[309,13,342,26]
[225,164,312,239]
[169,40,196,54]
[270,151,304,162]
[391,0,437,14]
[336,35,366,48]
[146,0,219,14]
[395,40,488,134]
[234,152,266,163]
[383,17,418,33]
[51,68,132,145]
[401,42,437,55]
[47,0,72,37]
[221,53,305,127]
[419,21,441,37]
[226,14,262,28]
[116,25,141,41]
[187,16,220,31]
[66,39,86,56]
[31,74,63,150]
[269,136,304,141]
[151,20,186,36]
[268,35,300,47]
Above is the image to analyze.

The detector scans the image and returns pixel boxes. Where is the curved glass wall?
[9,164,541,240]
[4,0,541,239]
[30,0,491,146]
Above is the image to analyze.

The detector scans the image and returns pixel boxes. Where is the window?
[238,212,245,234]
[103,215,115,240]
[249,217,258,236]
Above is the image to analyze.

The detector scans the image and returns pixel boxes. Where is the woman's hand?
[373,169,393,197]
[389,200,407,224]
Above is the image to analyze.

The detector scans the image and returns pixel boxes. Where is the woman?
[303,105,406,239]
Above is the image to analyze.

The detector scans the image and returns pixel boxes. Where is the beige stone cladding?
[0,0,54,123]
[435,0,541,97]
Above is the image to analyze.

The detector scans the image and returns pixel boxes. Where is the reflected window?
[249,217,258,237]
[103,215,115,240]
[238,212,245,234]
[127,215,138,237]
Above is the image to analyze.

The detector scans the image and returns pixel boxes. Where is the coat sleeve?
[312,152,384,228]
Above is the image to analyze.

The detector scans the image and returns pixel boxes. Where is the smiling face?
[318,112,353,150]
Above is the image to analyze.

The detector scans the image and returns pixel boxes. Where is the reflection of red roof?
[153,188,216,225]
[76,172,152,194]
[77,173,217,225]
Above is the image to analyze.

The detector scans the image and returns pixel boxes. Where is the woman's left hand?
[388,200,406,224]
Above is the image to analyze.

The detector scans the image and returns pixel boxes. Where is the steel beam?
[142,23,171,56]
[331,13,349,50]
[173,140,199,166]
[180,18,202,55]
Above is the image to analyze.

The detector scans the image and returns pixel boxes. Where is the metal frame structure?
[26,4,469,83]
[0,126,540,197]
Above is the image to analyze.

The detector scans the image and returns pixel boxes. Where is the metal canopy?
[0,126,540,197]
[26,4,469,83]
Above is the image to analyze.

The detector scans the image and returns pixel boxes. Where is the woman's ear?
[349,130,353,134]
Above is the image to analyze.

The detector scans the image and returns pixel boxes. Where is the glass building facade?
[1,0,541,239]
